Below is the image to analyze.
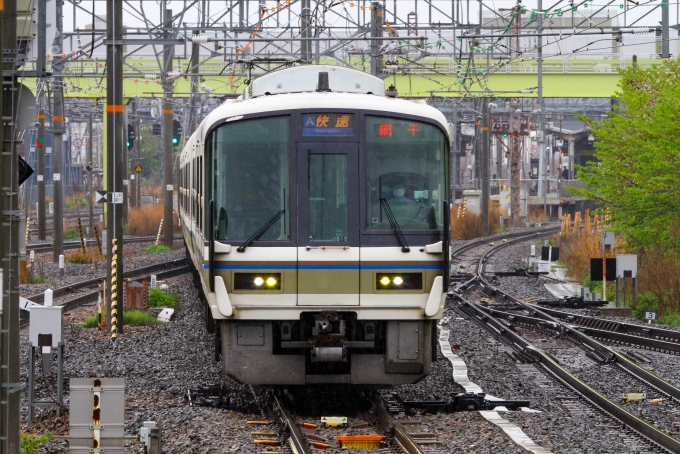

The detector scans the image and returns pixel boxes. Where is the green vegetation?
[149,287,179,308]
[79,310,168,328]
[124,310,167,325]
[21,432,53,454]
[144,244,172,254]
[64,229,80,240]
[79,314,100,328]
[576,60,680,250]
[572,60,680,324]
[26,274,50,285]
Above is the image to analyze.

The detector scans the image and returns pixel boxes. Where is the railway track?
[20,258,189,328]
[26,234,183,253]
[450,231,680,453]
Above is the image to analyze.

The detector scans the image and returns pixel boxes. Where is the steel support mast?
[37,108,46,240]
[106,0,125,340]
[162,8,174,247]
[52,0,65,262]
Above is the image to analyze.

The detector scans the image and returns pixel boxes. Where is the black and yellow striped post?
[77,217,86,254]
[110,238,119,346]
[156,218,164,245]
[94,224,102,256]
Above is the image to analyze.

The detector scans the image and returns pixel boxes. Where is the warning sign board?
[135,165,143,172]
[72,138,83,148]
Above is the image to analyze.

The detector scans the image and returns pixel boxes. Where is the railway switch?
[391,392,530,414]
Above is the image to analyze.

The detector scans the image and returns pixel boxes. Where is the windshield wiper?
[237,210,285,253]
[380,198,410,253]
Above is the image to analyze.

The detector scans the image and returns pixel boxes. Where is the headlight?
[376,273,422,290]
[235,273,282,290]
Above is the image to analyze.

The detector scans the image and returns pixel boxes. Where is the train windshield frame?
[365,115,448,233]
[207,115,290,242]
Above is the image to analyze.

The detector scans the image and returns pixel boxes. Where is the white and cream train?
[179,65,450,385]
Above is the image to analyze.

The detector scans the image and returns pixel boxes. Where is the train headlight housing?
[376,273,423,290]
[235,273,282,290]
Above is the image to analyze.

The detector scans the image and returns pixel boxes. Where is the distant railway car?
[179,65,450,385]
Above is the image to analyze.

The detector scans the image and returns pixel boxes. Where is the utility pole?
[122,104,129,222]
[189,31,200,135]
[510,108,521,226]
[537,0,547,215]
[1,0,21,448]
[481,98,490,236]
[370,1,383,76]
[129,99,136,209]
[162,8,174,247]
[474,108,482,189]
[87,113,93,236]
[450,104,458,202]
[37,108,46,240]
[301,0,312,63]
[106,0,124,340]
[52,0,65,262]
[661,1,670,58]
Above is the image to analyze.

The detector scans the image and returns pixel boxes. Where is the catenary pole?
[163,8,174,247]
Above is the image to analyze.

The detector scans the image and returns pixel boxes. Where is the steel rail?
[462,234,680,452]
[531,305,680,345]
[20,262,189,328]
[372,395,425,454]
[24,258,188,304]
[27,234,183,253]
[273,394,312,454]
[455,298,680,453]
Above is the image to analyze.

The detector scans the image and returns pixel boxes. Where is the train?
[179,65,450,386]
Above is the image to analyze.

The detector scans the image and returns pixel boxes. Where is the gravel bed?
[20,240,185,296]
[616,348,680,388]
[442,305,663,453]
[20,274,258,453]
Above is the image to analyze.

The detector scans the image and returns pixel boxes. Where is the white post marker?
[645,311,657,325]
[29,250,35,263]
[44,288,53,307]
[150,275,157,288]
[59,254,64,277]
[530,244,536,257]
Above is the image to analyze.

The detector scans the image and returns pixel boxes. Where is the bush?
[21,432,53,454]
[65,251,89,264]
[148,287,179,308]
[144,244,172,254]
[632,291,660,321]
[64,229,80,240]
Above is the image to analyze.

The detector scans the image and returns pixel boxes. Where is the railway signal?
[172,119,182,146]
[127,124,135,150]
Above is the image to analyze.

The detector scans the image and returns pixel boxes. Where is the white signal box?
[616,254,638,279]
[29,305,63,349]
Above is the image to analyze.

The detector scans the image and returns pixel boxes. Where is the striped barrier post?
[25,216,30,244]
[78,218,86,254]
[110,239,119,345]
[94,224,103,255]
[155,218,164,245]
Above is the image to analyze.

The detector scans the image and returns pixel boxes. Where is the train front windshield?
[207,113,447,245]
[366,116,447,231]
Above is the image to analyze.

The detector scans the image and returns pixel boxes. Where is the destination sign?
[302,114,355,136]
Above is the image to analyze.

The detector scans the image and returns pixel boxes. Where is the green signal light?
[172,137,179,145]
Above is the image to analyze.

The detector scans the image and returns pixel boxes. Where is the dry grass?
[637,248,680,315]
[555,229,605,283]
[126,205,164,236]
[449,204,504,240]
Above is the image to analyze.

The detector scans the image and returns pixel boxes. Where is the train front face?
[206,102,449,385]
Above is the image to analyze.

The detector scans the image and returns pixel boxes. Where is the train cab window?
[365,116,447,230]
[209,116,289,242]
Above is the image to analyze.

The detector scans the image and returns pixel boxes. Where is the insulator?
[633,28,653,35]
[191,35,209,44]
[169,70,182,79]
[144,73,157,80]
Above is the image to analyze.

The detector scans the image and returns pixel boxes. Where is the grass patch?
[80,310,168,328]
[79,314,100,328]
[64,229,80,240]
[21,432,53,454]
[144,244,172,254]
[65,251,89,264]
[124,310,167,326]
[149,287,179,308]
